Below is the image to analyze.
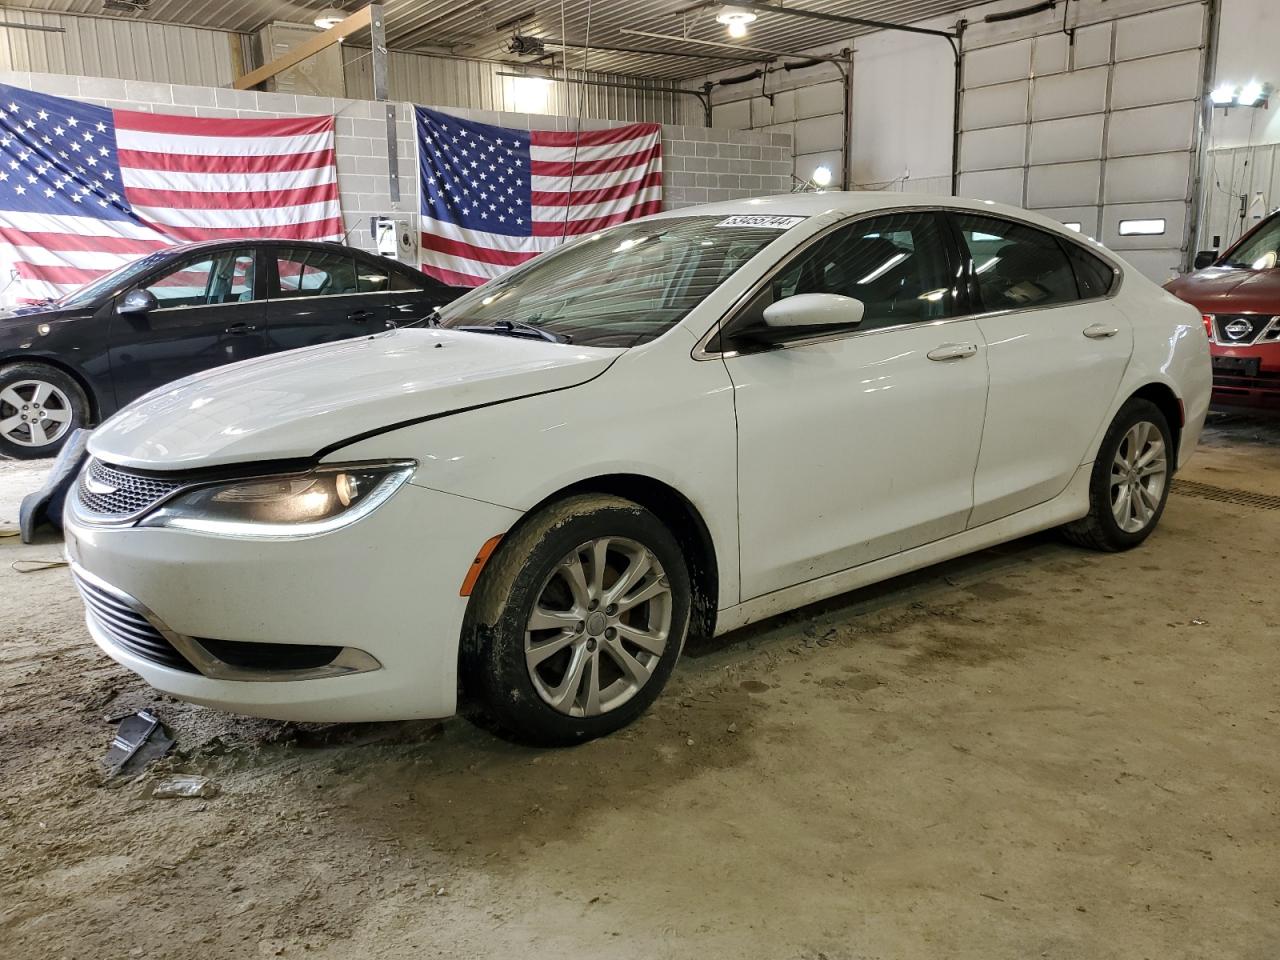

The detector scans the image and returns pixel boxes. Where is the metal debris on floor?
[151,775,220,800]
[103,709,174,777]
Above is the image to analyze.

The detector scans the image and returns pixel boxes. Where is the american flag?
[416,107,662,287]
[0,83,342,304]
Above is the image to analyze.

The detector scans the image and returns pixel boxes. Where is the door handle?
[927,342,978,362]
[348,310,375,322]
[1083,323,1119,339]
[224,322,258,336]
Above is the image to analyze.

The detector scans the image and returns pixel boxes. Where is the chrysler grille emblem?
[85,476,118,496]
[1224,319,1252,340]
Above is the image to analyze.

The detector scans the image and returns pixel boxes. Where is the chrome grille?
[1210,314,1277,346]
[72,568,198,674]
[75,459,184,520]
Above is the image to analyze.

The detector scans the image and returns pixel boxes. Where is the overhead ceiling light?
[1238,81,1265,106]
[1210,83,1236,105]
[314,7,345,29]
[811,165,833,188]
[715,5,758,38]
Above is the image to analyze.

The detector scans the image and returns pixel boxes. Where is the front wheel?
[0,363,89,459]
[462,494,691,746]
[1062,397,1173,551]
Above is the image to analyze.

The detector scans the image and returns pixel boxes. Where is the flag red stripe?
[14,261,104,286]
[421,263,491,288]
[116,148,336,175]
[530,200,663,237]
[155,217,345,242]
[531,144,662,179]
[530,124,660,147]
[123,181,339,211]
[113,109,334,138]
[420,232,539,269]
[530,170,663,208]
[0,228,167,256]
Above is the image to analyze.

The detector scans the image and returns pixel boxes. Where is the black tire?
[0,362,90,460]
[1062,397,1174,552]
[461,493,691,746]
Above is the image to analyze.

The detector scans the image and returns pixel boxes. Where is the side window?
[273,248,359,298]
[356,260,391,294]
[144,249,255,308]
[955,215,1079,311]
[734,211,957,335]
[389,266,427,292]
[1064,244,1115,299]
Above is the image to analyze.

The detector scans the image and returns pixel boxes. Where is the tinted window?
[1065,244,1115,298]
[355,260,390,294]
[144,249,255,308]
[273,248,358,297]
[389,267,426,292]
[956,215,1078,311]
[734,211,956,334]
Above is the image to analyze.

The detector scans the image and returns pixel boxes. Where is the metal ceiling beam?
[0,21,65,33]
[542,36,764,64]
[619,28,849,64]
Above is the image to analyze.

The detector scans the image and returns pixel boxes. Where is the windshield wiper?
[456,319,571,343]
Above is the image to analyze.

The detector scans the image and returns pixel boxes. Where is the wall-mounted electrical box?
[372,217,417,264]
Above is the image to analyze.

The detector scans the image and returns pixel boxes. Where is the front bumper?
[63,481,521,722]
[1209,343,1280,409]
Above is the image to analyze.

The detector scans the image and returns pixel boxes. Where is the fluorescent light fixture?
[313,7,345,29]
[1118,218,1166,236]
[858,252,908,285]
[1062,222,1082,232]
[1238,81,1265,106]
[1210,83,1236,105]
[811,165,833,187]
[716,5,757,37]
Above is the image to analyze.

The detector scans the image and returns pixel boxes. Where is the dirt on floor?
[1,413,1278,960]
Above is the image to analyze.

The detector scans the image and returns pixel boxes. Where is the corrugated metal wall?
[1200,145,1280,254]
[343,47,700,125]
[0,9,235,86]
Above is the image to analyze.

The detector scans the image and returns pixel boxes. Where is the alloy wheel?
[1110,419,1168,534]
[524,536,672,718]
[0,379,74,448]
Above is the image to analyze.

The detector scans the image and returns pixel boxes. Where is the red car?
[1166,210,1280,409]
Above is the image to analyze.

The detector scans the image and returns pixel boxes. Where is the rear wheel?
[462,494,691,746]
[1062,397,1173,551]
[0,363,89,459]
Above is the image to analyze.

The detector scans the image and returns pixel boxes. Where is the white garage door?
[958,2,1209,281]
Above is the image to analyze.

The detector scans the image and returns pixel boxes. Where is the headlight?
[140,461,415,538]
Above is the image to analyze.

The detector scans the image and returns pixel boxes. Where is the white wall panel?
[1104,153,1191,204]
[1110,49,1201,110]
[964,39,1032,87]
[1029,115,1104,164]
[1027,161,1102,207]
[958,168,1023,206]
[1033,205,1101,238]
[962,80,1028,130]
[1031,67,1108,121]
[1113,3,1204,61]
[1107,101,1197,156]
[1102,200,1188,253]
[961,125,1026,171]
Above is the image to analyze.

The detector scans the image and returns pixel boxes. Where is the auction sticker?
[716,215,806,229]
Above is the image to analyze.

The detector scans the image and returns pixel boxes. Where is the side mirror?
[1193,250,1219,270]
[117,287,158,315]
[763,293,865,329]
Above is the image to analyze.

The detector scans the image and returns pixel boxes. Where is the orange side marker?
[459,534,503,597]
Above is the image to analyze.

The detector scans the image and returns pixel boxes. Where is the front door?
[263,245,389,351]
[951,213,1134,527]
[722,211,990,601]
[108,246,266,408]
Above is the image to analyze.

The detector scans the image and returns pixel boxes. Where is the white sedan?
[63,193,1211,745]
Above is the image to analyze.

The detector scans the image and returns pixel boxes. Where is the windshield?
[1224,213,1280,271]
[435,216,800,347]
[57,250,176,309]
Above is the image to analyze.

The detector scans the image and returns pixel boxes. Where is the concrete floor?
[1,414,1278,959]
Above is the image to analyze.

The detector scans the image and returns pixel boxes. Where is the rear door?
[263,245,387,352]
[108,246,267,407]
[952,212,1133,526]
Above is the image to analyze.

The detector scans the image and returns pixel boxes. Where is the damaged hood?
[89,328,620,469]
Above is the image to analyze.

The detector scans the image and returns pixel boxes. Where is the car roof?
[646,191,1095,242]
[154,237,371,257]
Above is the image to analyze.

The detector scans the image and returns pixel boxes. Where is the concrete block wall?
[1,71,793,260]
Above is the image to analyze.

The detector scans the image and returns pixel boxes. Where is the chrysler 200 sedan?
[64,193,1212,745]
